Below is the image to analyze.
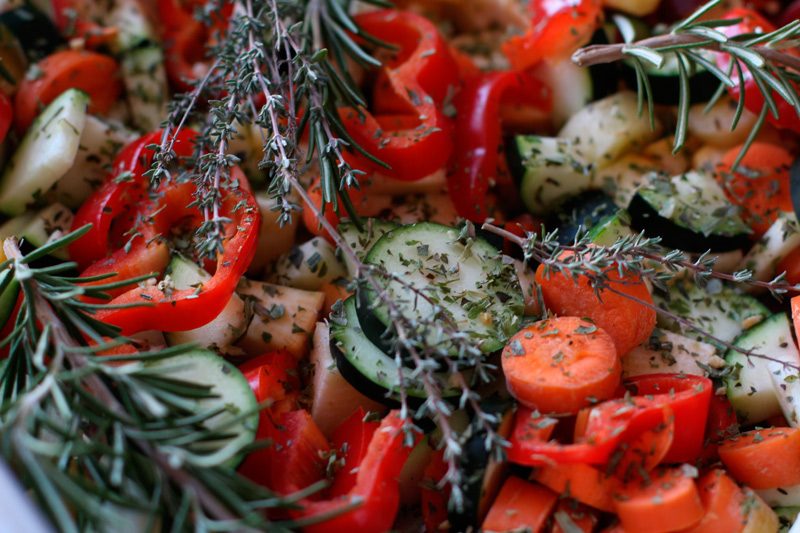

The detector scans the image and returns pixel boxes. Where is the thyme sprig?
[573,0,800,164]
[0,230,312,532]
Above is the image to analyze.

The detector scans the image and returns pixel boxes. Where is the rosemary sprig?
[0,229,306,532]
[573,0,800,162]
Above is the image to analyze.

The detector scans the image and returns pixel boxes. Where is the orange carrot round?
[535,253,656,356]
[717,142,794,237]
[14,50,121,133]
[501,317,621,414]
[613,467,704,533]
[684,470,748,533]
[718,427,800,489]
[482,477,558,533]
[533,462,619,512]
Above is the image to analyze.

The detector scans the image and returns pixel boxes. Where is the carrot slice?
[501,317,621,414]
[535,253,656,356]
[718,427,800,489]
[533,462,619,512]
[14,50,121,133]
[482,477,558,533]
[684,470,748,533]
[613,467,704,533]
[716,142,794,237]
[550,501,598,533]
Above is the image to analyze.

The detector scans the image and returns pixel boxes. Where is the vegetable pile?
[5,0,800,531]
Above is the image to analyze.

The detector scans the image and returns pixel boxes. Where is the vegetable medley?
[6,0,800,531]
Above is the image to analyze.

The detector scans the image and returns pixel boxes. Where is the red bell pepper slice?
[420,449,450,533]
[625,374,713,464]
[0,94,11,145]
[240,350,301,416]
[69,130,196,270]
[340,10,459,182]
[158,0,232,92]
[328,407,381,498]
[501,0,603,72]
[295,411,418,533]
[507,397,672,466]
[82,167,259,335]
[715,8,800,133]
[447,71,551,222]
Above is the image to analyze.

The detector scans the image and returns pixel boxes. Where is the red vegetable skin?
[51,0,118,47]
[625,374,713,464]
[448,71,551,222]
[14,50,122,133]
[482,476,558,533]
[296,411,417,533]
[501,0,603,71]
[715,9,800,133]
[327,407,380,498]
[420,449,449,533]
[83,166,260,335]
[340,10,458,182]
[240,350,301,416]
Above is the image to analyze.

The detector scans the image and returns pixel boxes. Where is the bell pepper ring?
[340,10,459,182]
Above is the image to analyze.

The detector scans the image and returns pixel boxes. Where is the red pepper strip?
[420,449,450,533]
[507,397,671,466]
[625,374,713,464]
[715,9,800,133]
[158,0,231,92]
[0,94,11,144]
[340,10,459,182]
[240,350,301,416]
[295,411,418,533]
[69,130,196,270]
[328,407,381,498]
[501,0,603,72]
[447,71,551,222]
[84,166,259,335]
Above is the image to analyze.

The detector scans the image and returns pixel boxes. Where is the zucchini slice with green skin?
[362,222,523,354]
[548,190,619,244]
[144,349,258,466]
[628,171,751,252]
[654,278,768,351]
[0,89,89,216]
[330,297,460,406]
[121,46,170,132]
[724,313,800,425]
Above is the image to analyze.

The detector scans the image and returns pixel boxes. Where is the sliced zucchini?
[46,115,136,209]
[758,485,800,508]
[724,313,800,425]
[739,212,800,290]
[338,218,398,277]
[628,171,751,252]
[247,193,299,276]
[18,203,73,259]
[363,222,523,354]
[548,190,619,244]
[587,209,634,246]
[164,255,247,354]
[558,91,662,166]
[596,154,661,208]
[622,329,717,378]
[537,58,595,129]
[330,297,460,405]
[654,278,768,351]
[508,135,593,216]
[236,279,325,358]
[309,321,385,437]
[121,46,170,132]
[0,89,89,215]
[143,349,257,466]
[269,236,347,291]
